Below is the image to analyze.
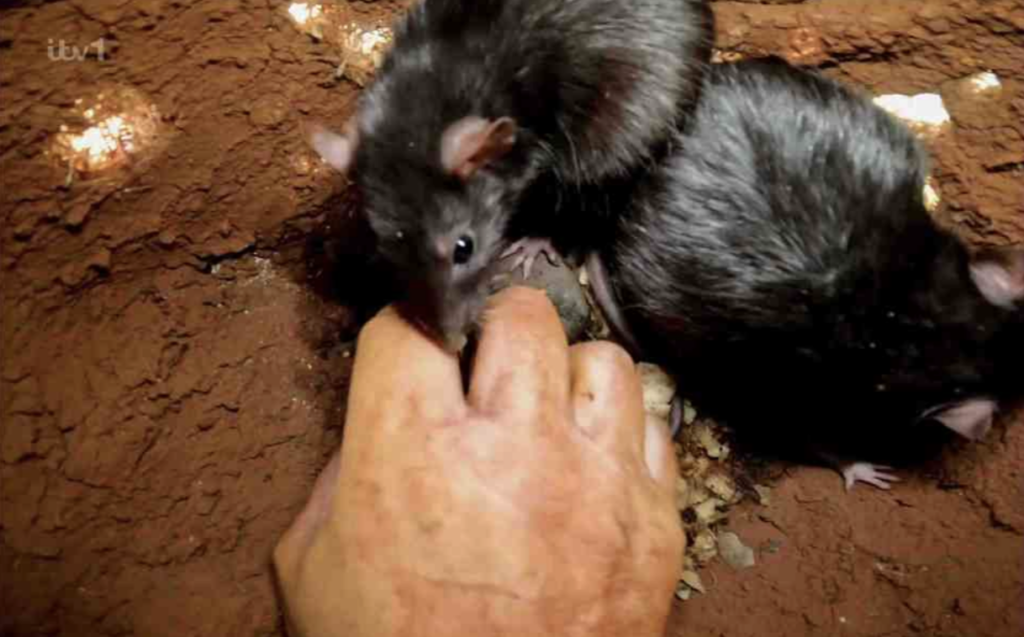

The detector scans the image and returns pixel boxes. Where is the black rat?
[307,0,713,350]
[589,58,1024,490]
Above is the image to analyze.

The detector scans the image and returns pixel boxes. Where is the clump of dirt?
[1,2,1021,637]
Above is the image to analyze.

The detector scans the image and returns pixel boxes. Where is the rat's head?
[307,114,523,351]
[869,244,1024,442]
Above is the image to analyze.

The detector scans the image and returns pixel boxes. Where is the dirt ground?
[1,1,1022,636]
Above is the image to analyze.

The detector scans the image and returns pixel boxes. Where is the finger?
[347,305,466,433]
[468,287,571,428]
[273,449,343,584]
[644,414,679,494]
[569,342,645,463]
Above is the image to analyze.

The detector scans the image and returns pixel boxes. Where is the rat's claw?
[842,463,900,492]
[521,252,538,279]
[502,238,560,278]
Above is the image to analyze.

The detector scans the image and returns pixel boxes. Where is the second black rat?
[589,58,1024,490]
[308,0,713,350]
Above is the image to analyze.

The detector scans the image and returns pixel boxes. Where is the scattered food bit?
[873,92,951,137]
[696,423,724,458]
[287,3,323,30]
[286,2,394,86]
[633,361,753,593]
[687,483,709,508]
[923,177,941,212]
[753,484,772,506]
[693,497,724,525]
[682,399,697,426]
[718,531,756,570]
[638,363,676,420]
[967,71,1001,94]
[711,49,746,64]
[49,87,163,176]
[336,21,394,86]
[691,529,720,564]
[705,473,737,502]
[786,27,824,63]
[679,570,706,596]
[691,455,712,476]
[675,477,691,512]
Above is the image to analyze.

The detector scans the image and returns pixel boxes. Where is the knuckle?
[581,341,635,374]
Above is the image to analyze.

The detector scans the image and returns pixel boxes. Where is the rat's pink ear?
[926,398,996,441]
[306,119,359,174]
[970,246,1024,309]
[440,116,517,181]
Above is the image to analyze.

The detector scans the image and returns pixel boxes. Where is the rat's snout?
[434,294,478,354]
[405,279,480,354]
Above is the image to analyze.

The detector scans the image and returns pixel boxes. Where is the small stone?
[64,203,92,228]
[158,229,177,247]
[249,94,289,128]
[718,531,756,569]
[923,18,950,34]
[1,416,38,463]
[763,539,784,554]
[13,219,34,240]
[86,248,112,274]
[674,583,692,601]
[754,484,772,506]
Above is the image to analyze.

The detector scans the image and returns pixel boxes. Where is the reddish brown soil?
[1,1,1022,636]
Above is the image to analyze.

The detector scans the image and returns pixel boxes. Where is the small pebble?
[718,532,756,570]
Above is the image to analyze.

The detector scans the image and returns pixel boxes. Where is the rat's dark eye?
[453,236,474,265]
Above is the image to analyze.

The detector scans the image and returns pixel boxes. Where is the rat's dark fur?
[345,0,713,344]
[595,59,1024,464]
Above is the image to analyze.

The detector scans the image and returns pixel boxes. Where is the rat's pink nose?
[430,237,453,263]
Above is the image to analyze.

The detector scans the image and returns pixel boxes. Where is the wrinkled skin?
[273,287,684,637]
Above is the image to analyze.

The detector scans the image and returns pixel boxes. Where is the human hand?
[273,287,683,637]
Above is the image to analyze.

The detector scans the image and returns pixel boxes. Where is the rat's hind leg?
[502,237,561,278]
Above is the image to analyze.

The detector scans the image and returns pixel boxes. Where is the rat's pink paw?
[842,462,900,492]
[502,238,560,279]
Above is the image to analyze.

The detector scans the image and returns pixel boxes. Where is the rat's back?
[611,59,933,343]
[359,0,713,184]
[595,58,1024,481]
